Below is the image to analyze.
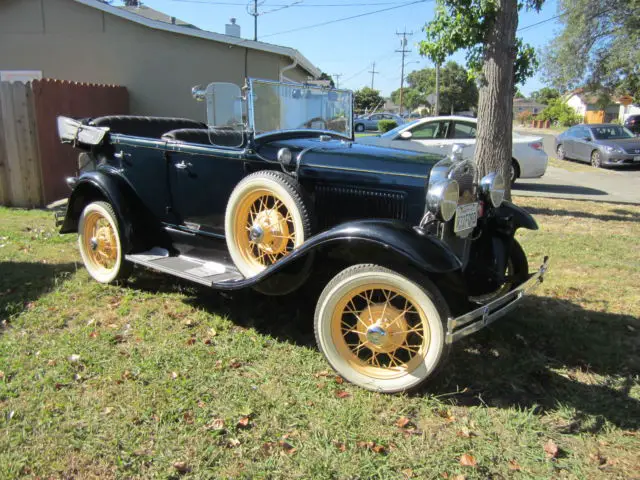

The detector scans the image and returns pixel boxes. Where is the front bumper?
[601,152,640,166]
[446,256,549,344]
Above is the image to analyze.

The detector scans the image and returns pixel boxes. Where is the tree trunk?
[474,0,519,199]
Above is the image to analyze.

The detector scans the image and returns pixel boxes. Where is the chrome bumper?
[446,256,549,344]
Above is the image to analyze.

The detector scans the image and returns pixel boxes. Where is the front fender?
[235,219,463,290]
[495,200,538,231]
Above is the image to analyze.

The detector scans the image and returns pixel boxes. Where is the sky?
[128,0,562,97]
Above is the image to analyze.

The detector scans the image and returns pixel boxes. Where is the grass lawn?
[1,198,639,479]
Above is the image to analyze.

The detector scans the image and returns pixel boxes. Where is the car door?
[561,127,577,157]
[389,120,450,153]
[168,139,247,237]
[367,114,382,130]
[573,126,594,162]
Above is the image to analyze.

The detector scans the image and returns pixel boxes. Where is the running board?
[126,248,244,287]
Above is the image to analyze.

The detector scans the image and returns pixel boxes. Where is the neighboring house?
[0,0,320,119]
[513,97,545,116]
[564,89,619,124]
[619,102,640,123]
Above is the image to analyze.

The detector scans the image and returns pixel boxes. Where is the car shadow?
[513,182,608,196]
[523,206,640,223]
[127,271,639,432]
[0,261,79,326]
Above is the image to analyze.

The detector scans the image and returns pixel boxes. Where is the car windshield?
[590,125,635,140]
[249,79,353,138]
[381,120,419,138]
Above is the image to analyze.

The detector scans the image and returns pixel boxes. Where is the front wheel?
[355,123,365,133]
[314,264,449,393]
[78,201,132,283]
[556,144,566,160]
[510,160,520,186]
[591,150,603,168]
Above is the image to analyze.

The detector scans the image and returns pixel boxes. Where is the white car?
[356,116,548,184]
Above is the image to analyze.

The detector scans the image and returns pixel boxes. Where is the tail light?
[529,141,544,151]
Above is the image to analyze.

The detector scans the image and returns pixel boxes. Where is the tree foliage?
[538,98,583,126]
[391,62,478,113]
[542,0,640,100]
[318,72,336,88]
[530,87,560,104]
[353,87,384,113]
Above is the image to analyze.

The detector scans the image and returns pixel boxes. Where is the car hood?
[263,137,444,177]
[595,138,640,152]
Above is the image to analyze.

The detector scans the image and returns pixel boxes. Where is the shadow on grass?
[513,182,608,196]
[128,270,640,432]
[523,206,640,223]
[0,261,78,324]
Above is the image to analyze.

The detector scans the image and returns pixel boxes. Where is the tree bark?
[474,0,519,199]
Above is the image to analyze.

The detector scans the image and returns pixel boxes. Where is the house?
[564,89,620,124]
[513,97,545,116]
[0,0,320,119]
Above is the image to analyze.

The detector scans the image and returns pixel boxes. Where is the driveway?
[513,131,640,204]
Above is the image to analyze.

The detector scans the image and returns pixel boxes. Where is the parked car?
[402,112,422,120]
[623,114,640,135]
[555,123,640,168]
[355,116,548,185]
[55,79,548,393]
[354,113,404,132]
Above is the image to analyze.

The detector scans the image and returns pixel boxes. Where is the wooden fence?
[0,79,128,208]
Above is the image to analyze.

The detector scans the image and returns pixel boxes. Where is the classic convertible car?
[56,78,548,393]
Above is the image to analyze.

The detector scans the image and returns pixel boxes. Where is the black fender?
[59,168,141,250]
[495,200,538,231]
[225,219,463,291]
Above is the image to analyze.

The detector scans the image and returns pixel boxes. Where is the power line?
[260,0,429,39]
[171,0,418,6]
[517,5,617,32]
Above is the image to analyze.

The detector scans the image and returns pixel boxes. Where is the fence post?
[0,84,9,205]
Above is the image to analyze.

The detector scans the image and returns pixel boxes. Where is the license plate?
[634,156,640,162]
[454,203,478,232]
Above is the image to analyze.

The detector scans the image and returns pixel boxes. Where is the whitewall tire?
[225,170,311,278]
[78,201,132,283]
[314,264,449,393]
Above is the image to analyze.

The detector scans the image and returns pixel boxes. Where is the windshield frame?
[247,77,354,141]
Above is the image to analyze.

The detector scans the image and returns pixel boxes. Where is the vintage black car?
[56,78,548,393]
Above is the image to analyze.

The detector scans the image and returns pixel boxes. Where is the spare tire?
[225,170,312,278]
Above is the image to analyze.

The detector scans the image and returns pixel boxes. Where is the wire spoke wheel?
[315,264,449,393]
[78,201,131,284]
[332,284,430,379]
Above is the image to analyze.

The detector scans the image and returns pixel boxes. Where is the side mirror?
[191,85,206,102]
[584,136,591,142]
[399,131,413,140]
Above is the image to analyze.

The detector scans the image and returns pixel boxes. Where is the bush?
[539,99,583,126]
[517,110,534,125]
[378,120,398,133]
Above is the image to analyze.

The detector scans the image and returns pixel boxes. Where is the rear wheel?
[78,201,132,283]
[355,123,365,133]
[556,144,566,160]
[314,264,449,393]
[510,160,520,186]
[591,150,603,168]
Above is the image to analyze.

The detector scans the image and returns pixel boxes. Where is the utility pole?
[395,29,412,116]
[368,62,379,89]
[332,73,342,89]
[248,0,259,41]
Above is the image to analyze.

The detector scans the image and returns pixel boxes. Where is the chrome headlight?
[479,172,506,208]
[427,179,459,221]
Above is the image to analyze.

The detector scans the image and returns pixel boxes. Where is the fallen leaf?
[396,416,412,429]
[186,337,196,345]
[170,372,179,379]
[589,452,607,466]
[333,440,347,452]
[314,370,330,378]
[459,454,477,467]
[440,473,449,479]
[508,459,521,471]
[236,416,251,429]
[371,444,387,454]
[208,328,217,337]
[173,461,190,473]
[103,407,113,415]
[230,360,242,369]
[278,440,297,454]
[121,370,132,380]
[68,354,81,363]
[335,375,344,384]
[206,418,225,431]
[183,412,194,424]
[227,438,241,448]
[543,439,559,459]
[453,475,466,480]
[335,390,351,399]
[401,468,414,478]
[47,360,56,366]
[436,408,456,423]
[0,371,4,380]
[456,427,476,438]
[89,331,98,338]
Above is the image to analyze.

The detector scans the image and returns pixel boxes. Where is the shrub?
[378,120,398,132]
[539,99,583,126]
[517,110,534,125]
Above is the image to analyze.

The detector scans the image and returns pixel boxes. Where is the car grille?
[314,184,407,228]
[625,147,640,154]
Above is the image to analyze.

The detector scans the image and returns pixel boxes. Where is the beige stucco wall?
[0,0,312,119]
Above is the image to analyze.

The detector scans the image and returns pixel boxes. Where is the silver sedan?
[555,124,640,168]
[354,113,404,132]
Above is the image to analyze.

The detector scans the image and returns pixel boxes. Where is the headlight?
[602,145,624,154]
[427,179,459,221]
[479,172,505,208]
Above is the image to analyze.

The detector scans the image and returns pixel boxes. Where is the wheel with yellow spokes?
[315,264,449,393]
[78,201,132,283]
[225,171,311,278]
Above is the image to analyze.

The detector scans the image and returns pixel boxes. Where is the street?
[513,131,640,204]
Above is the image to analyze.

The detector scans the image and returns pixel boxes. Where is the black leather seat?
[162,128,245,148]
[89,116,207,139]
